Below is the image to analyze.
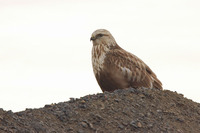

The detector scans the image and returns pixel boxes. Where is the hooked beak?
[90,37,95,41]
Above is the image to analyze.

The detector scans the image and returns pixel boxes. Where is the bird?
[90,29,163,92]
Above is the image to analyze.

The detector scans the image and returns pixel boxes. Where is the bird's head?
[90,29,117,47]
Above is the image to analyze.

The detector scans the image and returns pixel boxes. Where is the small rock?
[95,114,103,120]
[129,88,136,92]
[118,124,124,129]
[80,121,88,128]
[130,121,137,128]
[130,121,142,128]
[135,104,140,107]
[99,103,105,110]
[114,99,120,102]
[79,104,86,109]
[122,122,128,126]
[176,117,184,122]
[80,100,86,104]
[148,124,153,128]
[114,89,123,94]
[147,112,151,116]
[77,129,84,133]
[139,113,144,117]
[7,110,13,114]
[88,123,94,129]
[177,129,184,133]
[81,96,89,101]
[157,110,162,113]
[170,103,176,107]
[44,104,52,108]
[197,110,200,115]
[69,98,75,103]
[137,122,142,128]
[139,94,145,98]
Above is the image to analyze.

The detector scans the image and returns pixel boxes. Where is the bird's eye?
[97,34,104,38]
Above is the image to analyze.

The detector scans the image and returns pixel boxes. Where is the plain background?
[0,0,200,112]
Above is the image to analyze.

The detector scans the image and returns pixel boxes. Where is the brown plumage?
[90,29,163,92]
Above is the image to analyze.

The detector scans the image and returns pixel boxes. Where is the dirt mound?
[0,88,200,133]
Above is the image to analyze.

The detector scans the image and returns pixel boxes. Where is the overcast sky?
[0,0,200,112]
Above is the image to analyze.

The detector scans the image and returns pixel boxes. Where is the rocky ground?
[0,88,200,133]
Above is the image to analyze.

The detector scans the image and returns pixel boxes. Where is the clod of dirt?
[0,88,200,133]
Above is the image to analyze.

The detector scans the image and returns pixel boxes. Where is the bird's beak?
[90,36,95,41]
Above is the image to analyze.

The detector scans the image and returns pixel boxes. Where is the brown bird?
[90,29,163,92]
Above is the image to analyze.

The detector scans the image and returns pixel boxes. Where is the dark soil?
[0,88,200,133]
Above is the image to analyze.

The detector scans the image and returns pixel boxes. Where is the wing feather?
[104,48,162,90]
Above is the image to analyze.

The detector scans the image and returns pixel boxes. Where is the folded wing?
[103,48,163,90]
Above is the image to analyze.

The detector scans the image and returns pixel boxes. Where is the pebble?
[114,99,120,102]
[79,104,87,109]
[118,124,124,129]
[157,110,162,113]
[139,94,145,98]
[80,121,88,128]
[130,121,142,128]
[137,122,142,128]
[69,98,75,103]
[148,124,153,128]
[176,117,184,122]
[146,112,151,116]
[77,129,84,133]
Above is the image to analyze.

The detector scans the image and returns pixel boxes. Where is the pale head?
[90,29,117,46]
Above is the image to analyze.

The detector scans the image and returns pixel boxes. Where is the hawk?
[90,29,163,92]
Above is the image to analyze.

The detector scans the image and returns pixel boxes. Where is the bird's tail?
[153,78,163,90]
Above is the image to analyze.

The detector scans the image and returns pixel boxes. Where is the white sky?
[0,0,200,112]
